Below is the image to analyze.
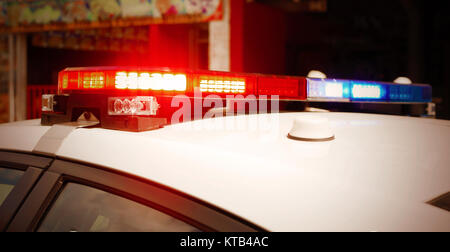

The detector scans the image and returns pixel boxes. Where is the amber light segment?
[62,74,68,89]
[59,71,80,90]
[199,76,245,93]
[82,72,105,89]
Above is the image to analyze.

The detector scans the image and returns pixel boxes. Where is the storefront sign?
[0,0,223,32]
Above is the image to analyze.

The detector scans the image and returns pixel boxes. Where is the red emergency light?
[57,67,307,100]
[43,67,307,131]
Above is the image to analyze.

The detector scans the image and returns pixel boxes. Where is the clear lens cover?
[307,79,349,100]
[42,94,55,112]
[108,96,159,116]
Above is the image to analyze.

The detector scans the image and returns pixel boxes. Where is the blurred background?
[0,0,449,122]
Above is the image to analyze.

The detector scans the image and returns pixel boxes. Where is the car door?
[6,158,261,232]
[0,151,53,231]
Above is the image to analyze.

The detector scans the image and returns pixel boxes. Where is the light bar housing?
[58,67,431,103]
[41,67,433,132]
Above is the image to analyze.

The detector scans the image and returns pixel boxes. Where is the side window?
[0,168,25,206]
[37,183,200,232]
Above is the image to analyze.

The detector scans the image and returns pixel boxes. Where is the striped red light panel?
[57,68,307,100]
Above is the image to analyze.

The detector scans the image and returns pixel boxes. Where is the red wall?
[230,0,245,72]
[231,1,286,74]
[243,2,286,74]
[147,1,287,74]
[148,24,191,68]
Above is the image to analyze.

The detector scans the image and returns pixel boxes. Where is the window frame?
[0,150,53,231]
[8,158,264,232]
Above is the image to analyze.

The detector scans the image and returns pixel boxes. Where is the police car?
[0,67,448,232]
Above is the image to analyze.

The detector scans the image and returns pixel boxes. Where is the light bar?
[57,68,431,103]
[45,67,434,132]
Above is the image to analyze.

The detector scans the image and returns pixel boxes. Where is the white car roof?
[1,112,449,231]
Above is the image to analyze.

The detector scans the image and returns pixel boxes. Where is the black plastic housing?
[41,94,167,132]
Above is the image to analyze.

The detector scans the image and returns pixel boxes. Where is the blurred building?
[0,0,449,122]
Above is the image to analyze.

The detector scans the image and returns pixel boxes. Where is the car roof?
[1,112,449,231]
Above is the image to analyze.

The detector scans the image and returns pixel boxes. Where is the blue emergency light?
[307,78,432,103]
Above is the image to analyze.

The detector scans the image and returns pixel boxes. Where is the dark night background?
[28,0,450,119]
